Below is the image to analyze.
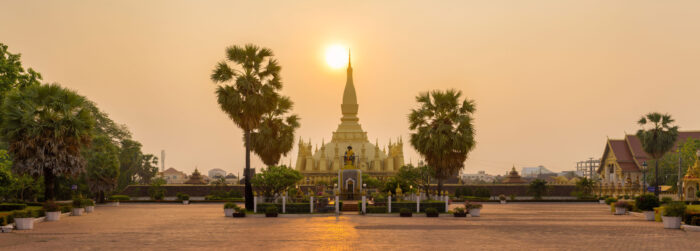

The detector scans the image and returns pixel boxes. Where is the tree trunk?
[244,130,254,210]
[437,178,444,199]
[654,160,660,196]
[98,191,105,203]
[44,168,56,201]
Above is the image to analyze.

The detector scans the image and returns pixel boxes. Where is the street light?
[642,161,648,194]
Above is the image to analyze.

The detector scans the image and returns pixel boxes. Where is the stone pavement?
[0,203,697,250]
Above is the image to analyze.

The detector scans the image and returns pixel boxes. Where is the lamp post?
[642,161,648,194]
[678,149,682,200]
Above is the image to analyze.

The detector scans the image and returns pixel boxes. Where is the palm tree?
[636,112,679,196]
[0,83,94,200]
[408,89,476,195]
[529,179,548,200]
[211,44,282,210]
[250,96,300,166]
[85,135,120,203]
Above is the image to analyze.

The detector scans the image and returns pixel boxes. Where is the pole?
[678,153,682,200]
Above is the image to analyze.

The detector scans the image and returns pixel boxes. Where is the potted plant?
[265,206,279,217]
[399,208,412,217]
[1,215,13,233]
[453,207,467,217]
[43,201,61,222]
[498,194,507,204]
[635,194,660,221]
[509,194,516,201]
[605,197,617,205]
[108,195,129,206]
[224,202,236,217]
[614,201,629,215]
[425,207,439,217]
[598,196,606,204]
[177,193,190,205]
[72,199,85,216]
[84,199,95,213]
[466,201,482,217]
[233,206,246,218]
[12,211,34,230]
[662,202,686,229]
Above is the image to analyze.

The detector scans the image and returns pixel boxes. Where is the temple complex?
[683,150,700,200]
[295,53,405,185]
[184,168,207,185]
[502,166,527,184]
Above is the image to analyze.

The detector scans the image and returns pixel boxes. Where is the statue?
[343,145,355,168]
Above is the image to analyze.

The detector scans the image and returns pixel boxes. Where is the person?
[343,146,355,167]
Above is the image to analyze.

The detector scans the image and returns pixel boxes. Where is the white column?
[335,196,340,214]
[416,194,420,213]
[444,194,449,213]
[362,195,366,214]
[253,196,257,213]
[310,196,314,213]
[282,194,287,214]
[388,195,392,213]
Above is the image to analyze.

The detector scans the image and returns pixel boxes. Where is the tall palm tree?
[636,112,679,196]
[250,96,300,166]
[408,89,476,195]
[0,83,94,200]
[211,44,282,210]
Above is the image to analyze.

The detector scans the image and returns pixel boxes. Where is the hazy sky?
[2,0,699,176]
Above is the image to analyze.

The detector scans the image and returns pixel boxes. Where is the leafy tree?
[528,179,548,200]
[0,83,94,201]
[392,164,434,198]
[85,101,131,143]
[85,135,120,203]
[137,154,159,184]
[0,150,14,200]
[361,173,383,189]
[148,177,166,200]
[251,165,302,200]
[636,112,679,196]
[408,89,476,195]
[573,177,596,199]
[210,44,285,209]
[644,138,700,189]
[250,96,300,166]
[118,139,143,190]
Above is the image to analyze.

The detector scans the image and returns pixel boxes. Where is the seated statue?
[343,146,355,167]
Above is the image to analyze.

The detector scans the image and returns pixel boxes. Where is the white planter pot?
[599,200,605,204]
[500,200,506,204]
[14,218,34,230]
[662,216,682,229]
[1,225,13,233]
[643,211,655,221]
[72,208,85,216]
[183,200,190,205]
[614,207,626,215]
[469,208,481,217]
[224,208,234,217]
[111,201,120,206]
[85,206,95,213]
[46,211,61,221]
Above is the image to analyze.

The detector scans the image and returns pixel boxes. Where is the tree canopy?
[251,165,302,199]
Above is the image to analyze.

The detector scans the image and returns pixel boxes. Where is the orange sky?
[2,0,700,176]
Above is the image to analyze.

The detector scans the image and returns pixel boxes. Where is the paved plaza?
[0,203,698,250]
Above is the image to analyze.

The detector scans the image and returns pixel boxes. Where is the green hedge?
[258,203,312,214]
[367,206,387,213]
[0,203,27,211]
[108,195,130,201]
[391,201,445,212]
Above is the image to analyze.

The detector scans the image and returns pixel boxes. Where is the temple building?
[597,131,700,196]
[184,168,207,185]
[682,150,700,200]
[502,166,527,184]
[295,53,405,185]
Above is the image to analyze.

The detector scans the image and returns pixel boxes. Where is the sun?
[325,45,349,69]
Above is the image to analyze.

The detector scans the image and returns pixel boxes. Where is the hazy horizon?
[2,0,699,177]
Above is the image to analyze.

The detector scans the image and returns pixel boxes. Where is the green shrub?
[60,205,72,213]
[462,187,473,197]
[43,201,60,212]
[661,197,673,205]
[224,202,238,209]
[12,210,33,218]
[108,195,130,201]
[663,202,686,217]
[498,194,506,201]
[2,215,14,225]
[72,199,85,208]
[465,201,482,209]
[83,199,95,206]
[31,209,45,218]
[623,195,630,199]
[265,206,278,214]
[605,197,618,205]
[399,208,412,214]
[367,206,387,213]
[454,207,466,214]
[0,203,27,211]
[425,207,438,215]
[474,188,490,198]
[510,194,516,200]
[455,187,463,197]
[696,190,700,199]
[614,201,633,210]
[176,193,190,201]
[635,194,660,211]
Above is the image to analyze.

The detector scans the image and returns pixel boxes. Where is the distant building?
[184,168,207,184]
[462,171,495,183]
[224,173,238,184]
[576,158,600,180]
[503,166,527,184]
[159,167,188,184]
[208,168,227,179]
[521,165,553,178]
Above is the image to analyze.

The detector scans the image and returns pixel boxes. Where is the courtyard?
[1,203,698,250]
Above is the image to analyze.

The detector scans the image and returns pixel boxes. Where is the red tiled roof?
[600,131,700,173]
